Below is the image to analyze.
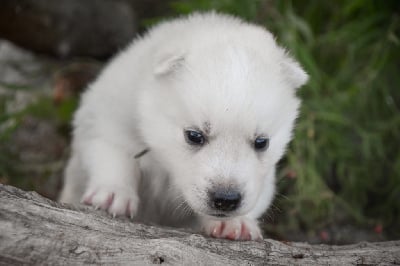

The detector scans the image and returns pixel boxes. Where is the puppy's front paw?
[82,185,139,218]
[201,217,262,241]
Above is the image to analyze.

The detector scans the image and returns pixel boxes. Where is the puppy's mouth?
[194,209,237,219]
[210,213,228,218]
[204,211,241,220]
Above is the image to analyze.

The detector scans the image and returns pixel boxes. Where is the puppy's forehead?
[181,83,284,131]
[203,121,211,135]
[182,95,279,138]
[172,45,292,135]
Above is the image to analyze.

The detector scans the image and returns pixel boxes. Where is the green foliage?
[23,97,78,124]
[171,0,262,20]
[171,0,400,237]
[0,95,76,185]
[272,0,400,236]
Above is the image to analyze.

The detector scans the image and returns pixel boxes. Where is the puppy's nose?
[209,189,242,212]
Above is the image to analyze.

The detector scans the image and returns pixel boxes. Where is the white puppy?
[59,12,308,241]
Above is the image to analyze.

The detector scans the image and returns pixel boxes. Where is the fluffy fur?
[59,12,308,241]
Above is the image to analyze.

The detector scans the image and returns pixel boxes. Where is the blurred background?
[0,0,399,244]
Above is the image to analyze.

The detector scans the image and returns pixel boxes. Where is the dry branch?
[0,184,399,265]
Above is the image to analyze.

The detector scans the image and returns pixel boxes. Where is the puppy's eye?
[185,130,205,146]
[254,137,269,151]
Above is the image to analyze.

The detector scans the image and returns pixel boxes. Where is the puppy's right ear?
[154,53,185,76]
[280,56,308,89]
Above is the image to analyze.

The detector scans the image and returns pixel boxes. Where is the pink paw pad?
[204,218,263,241]
[81,187,138,218]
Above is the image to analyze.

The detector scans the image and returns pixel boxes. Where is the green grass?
[271,0,400,237]
[0,95,76,186]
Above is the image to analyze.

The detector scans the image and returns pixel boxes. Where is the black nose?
[209,189,242,212]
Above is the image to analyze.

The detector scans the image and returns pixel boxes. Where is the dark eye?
[185,130,205,146]
[254,137,269,151]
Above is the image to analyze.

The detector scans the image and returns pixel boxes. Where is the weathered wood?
[0,184,399,265]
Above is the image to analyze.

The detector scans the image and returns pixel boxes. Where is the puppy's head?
[138,26,307,219]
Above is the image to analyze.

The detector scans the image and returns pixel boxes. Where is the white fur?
[59,12,308,240]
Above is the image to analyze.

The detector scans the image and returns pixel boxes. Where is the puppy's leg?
[59,154,86,203]
[200,217,263,241]
[80,139,140,218]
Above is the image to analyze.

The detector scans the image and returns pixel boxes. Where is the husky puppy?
[59,12,308,240]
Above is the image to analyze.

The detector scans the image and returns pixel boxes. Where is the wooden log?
[0,184,399,265]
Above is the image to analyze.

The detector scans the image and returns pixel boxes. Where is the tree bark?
[0,184,399,265]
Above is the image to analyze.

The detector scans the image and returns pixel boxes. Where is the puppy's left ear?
[154,53,185,76]
[280,56,308,89]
